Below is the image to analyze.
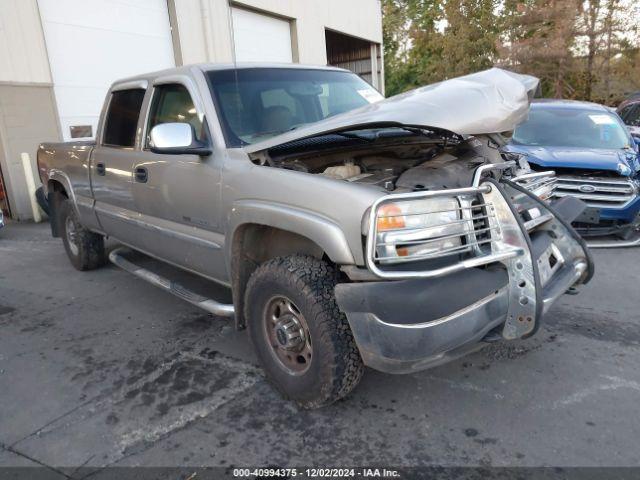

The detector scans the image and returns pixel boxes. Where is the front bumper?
[559,181,640,245]
[573,198,640,247]
[598,194,640,223]
[336,259,587,374]
[335,269,510,373]
[336,176,592,374]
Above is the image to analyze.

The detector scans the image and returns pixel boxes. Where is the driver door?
[131,79,226,281]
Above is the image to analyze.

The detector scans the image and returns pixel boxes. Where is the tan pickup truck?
[38,64,593,408]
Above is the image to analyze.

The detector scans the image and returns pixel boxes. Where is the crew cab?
[38,64,593,408]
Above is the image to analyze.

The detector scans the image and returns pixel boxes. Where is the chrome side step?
[108,247,235,317]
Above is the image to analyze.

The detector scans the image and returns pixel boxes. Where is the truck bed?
[37,141,95,195]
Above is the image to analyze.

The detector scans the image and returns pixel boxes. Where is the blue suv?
[504,100,640,246]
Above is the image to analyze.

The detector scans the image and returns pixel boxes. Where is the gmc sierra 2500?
[38,64,593,408]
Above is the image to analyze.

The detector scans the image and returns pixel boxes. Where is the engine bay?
[266,135,500,192]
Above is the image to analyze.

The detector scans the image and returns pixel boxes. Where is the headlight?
[617,163,631,176]
[375,197,471,263]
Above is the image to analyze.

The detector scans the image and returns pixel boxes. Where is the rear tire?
[59,198,106,271]
[245,255,364,409]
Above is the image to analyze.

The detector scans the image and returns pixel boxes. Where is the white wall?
[231,7,293,63]
[173,0,383,66]
[0,84,60,220]
[38,0,176,140]
[0,0,51,84]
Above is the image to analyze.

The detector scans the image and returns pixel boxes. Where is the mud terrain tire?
[59,197,106,271]
[245,255,364,409]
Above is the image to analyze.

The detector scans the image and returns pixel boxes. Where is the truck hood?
[504,144,640,177]
[244,68,539,154]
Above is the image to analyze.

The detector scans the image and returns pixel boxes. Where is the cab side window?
[103,89,146,147]
[625,106,640,127]
[147,84,205,145]
[618,105,632,122]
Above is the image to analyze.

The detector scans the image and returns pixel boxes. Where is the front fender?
[226,200,357,266]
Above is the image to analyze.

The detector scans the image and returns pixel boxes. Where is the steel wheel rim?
[263,295,312,375]
[65,215,80,256]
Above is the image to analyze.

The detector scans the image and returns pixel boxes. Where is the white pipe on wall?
[21,152,42,223]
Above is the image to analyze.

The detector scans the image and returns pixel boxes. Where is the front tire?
[59,198,106,271]
[245,255,364,409]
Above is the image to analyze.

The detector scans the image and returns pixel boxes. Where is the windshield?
[206,68,383,147]
[512,107,631,149]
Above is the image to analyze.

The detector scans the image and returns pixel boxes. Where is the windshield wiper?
[342,126,449,141]
[249,129,291,139]
[331,126,425,143]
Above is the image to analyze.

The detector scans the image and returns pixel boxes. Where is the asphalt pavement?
[1,221,639,477]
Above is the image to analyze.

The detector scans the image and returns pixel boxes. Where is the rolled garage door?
[38,0,175,141]
[231,7,293,63]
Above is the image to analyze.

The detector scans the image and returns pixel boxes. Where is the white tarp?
[246,68,539,154]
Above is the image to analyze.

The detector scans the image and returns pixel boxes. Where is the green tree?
[382,0,441,95]
[382,0,640,101]
[574,0,640,102]
[383,0,503,95]
[499,0,580,98]
[382,0,412,95]
[431,0,502,79]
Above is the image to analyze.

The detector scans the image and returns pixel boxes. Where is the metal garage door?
[231,7,293,63]
[37,0,175,141]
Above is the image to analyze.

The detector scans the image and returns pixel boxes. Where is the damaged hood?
[245,68,539,154]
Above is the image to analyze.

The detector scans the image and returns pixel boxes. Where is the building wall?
[0,0,383,220]
[0,85,60,220]
[38,0,176,142]
[173,0,383,66]
[0,0,58,220]
[0,0,51,84]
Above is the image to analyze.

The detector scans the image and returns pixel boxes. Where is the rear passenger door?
[92,85,147,245]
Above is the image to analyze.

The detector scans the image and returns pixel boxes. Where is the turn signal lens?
[376,204,406,231]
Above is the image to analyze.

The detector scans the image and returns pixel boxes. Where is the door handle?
[134,167,148,183]
[96,162,106,176]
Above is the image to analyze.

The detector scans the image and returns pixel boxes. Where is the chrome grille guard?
[365,164,592,340]
[365,185,528,280]
[365,181,539,338]
[512,171,557,201]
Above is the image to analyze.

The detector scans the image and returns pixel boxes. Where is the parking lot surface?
[1,222,639,476]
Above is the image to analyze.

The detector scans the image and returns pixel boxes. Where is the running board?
[108,247,235,317]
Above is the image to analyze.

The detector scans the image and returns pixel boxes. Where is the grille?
[553,176,636,208]
[470,199,493,244]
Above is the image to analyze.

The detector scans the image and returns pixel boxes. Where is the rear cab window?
[102,89,146,148]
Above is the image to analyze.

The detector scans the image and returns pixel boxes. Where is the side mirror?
[149,123,211,156]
